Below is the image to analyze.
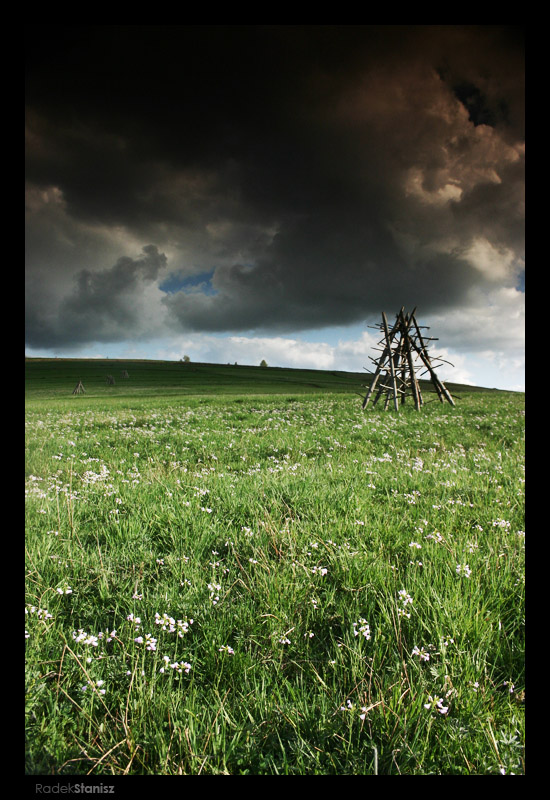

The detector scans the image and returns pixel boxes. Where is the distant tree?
[181,355,191,363]
[260,359,268,368]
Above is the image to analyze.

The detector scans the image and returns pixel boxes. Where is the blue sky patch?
[159,270,218,296]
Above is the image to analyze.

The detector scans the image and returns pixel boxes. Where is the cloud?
[25,25,524,375]
[154,330,380,373]
[154,33,523,337]
[427,286,524,353]
[462,238,518,282]
[26,244,169,349]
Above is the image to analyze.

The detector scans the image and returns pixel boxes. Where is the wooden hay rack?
[362,307,455,412]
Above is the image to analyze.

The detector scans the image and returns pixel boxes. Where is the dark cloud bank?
[25,25,524,351]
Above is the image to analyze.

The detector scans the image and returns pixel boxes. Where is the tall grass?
[25,389,525,775]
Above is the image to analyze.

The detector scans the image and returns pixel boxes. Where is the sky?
[25,25,525,390]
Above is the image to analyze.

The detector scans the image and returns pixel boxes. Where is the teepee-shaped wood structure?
[362,307,455,411]
[72,380,85,395]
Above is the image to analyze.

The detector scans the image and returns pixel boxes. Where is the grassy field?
[25,359,525,775]
[24,357,499,400]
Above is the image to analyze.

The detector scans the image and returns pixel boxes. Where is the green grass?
[25,359,525,775]
[25,356,501,401]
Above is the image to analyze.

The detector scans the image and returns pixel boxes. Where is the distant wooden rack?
[362,307,455,411]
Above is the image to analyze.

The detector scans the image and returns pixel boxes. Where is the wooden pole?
[410,314,455,406]
[411,314,444,402]
[362,363,384,408]
[372,375,387,407]
[382,312,399,411]
[362,313,401,409]
[398,309,421,411]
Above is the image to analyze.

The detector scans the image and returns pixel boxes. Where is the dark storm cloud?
[26,246,167,349]
[25,25,524,349]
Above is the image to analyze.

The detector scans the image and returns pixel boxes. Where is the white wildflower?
[352,618,371,639]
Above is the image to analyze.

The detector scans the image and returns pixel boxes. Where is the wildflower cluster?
[159,655,192,675]
[134,633,158,651]
[154,612,194,637]
[352,618,371,640]
[456,563,472,578]
[424,694,449,715]
[81,679,106,696]
[26,606,53,621]
[339,699,370,721]
[208,583,221,605]
[397,589,413,619]
[72,629,99,647]
[425,530,444,543]
[25,605,54,639]
[98,629,117,643]
[412,645,430,661]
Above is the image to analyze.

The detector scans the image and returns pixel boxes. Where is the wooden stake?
[396,309,420,411]
[381,312,399,411]
[364,311,403,402]
[410,314,455,406]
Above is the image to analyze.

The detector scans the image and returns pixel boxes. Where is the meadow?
[25,359,525,775]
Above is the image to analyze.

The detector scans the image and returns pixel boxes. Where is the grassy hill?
[24,357,506,401]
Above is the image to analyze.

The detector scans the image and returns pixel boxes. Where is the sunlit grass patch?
[26,389,524,775]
